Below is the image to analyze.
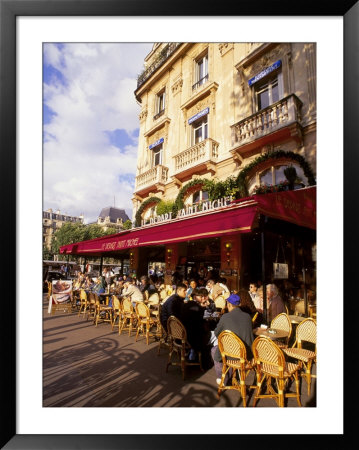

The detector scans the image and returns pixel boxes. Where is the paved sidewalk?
[43,296,316,407]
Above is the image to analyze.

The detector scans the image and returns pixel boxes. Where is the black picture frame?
[1,0,357,447]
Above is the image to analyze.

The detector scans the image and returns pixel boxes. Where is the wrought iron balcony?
[231,94,303,150]
[137,43,182,89]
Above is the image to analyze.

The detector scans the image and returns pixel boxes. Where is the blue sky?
[43,43,153,223]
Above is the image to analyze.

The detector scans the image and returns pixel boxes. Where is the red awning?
[60,200,258,256]
[60,186,316,256]
[254,186,316,230]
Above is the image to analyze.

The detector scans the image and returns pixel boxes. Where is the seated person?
[206,279,227,301]
[185,279,197,301]
[237,288,261,326]
[122,277,144,307]
[180,287,212,365]
[267,283,286,322]
[139,275,157,298]
[82,275,94,290]
[92,276,107,294]
[211,293,254,386]
[160,283,187,332]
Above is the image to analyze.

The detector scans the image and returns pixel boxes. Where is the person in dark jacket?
[211,293,254,385]
[160,283,187,331]
[180,288,211,352]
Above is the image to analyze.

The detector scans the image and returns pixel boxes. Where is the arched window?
[248,162,308,194]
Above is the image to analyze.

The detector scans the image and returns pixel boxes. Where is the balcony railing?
[174,138,219,173]
[231,94,303,147]
[192,74,209,90]
[135,164,169,191]
[153,109,165,121]
[137,43,181,89]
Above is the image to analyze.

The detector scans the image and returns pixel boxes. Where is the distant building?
[96,207,130,232]
[43,209,84,250]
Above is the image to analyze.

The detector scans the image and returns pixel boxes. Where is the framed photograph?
[2,1,356,448]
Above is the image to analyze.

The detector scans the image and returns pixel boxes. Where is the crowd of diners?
[69,263,315,386]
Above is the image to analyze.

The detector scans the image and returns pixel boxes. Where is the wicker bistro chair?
[294,299,305,316]
[214,295,226,310]
[283,318,317,395]
[77,289,88,317]
[270,313,292,349]
[111,295,123,332]
[166,316,204,380]
[252,336,302,407]
[119,297,137,336]
[217,331,255,407]
[156,303,169,356]
[94,293,113,327]
[147,293,160,318]
[135,302,159,345]
[86,292,97,322]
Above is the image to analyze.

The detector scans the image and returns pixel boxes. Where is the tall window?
[193,54,208,90]
[193,190,209,204]
[152,144,163,166]
[192,116,208,145]
[154,90,165,119]
[254,73,281,111]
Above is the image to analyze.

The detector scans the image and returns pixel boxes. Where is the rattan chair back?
[112,295,121,311]
[294,299,305,315]
[122,297,134,314]
[296,317,316,347]
[218,330,247,361]
[159,289,168,300]
[270,313,292,347]
[147,293,160,305]
[167,315,187,341]
[253,335,285,368]
[214,295,226,310]
[136,301,150,319]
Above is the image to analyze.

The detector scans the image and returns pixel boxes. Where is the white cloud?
[43,43,152,223]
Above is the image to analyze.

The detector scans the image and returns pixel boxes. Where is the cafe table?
[288,315,307,325]
[253,327,289,340]
[99,292,112,305]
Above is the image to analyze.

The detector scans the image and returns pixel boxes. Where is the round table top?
[288,315,307,324]
[253,327,289,340]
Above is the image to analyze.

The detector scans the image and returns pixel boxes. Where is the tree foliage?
[51,222,119,255]
[122,220,133,230]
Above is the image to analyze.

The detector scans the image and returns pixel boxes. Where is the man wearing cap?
[211,293,254,385]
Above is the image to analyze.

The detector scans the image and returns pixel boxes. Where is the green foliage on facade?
[134,196,162,227]
[156,199,175,216]
[236,150,316,198]
[135,151,316,224]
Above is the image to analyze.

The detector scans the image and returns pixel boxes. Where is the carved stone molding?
[218,43,233,57]
[139,108,148,122]
[171,76,183,95]
[245,46,282,78]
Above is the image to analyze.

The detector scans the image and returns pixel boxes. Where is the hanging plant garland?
[135,196,162,227]
[236,150,316,198]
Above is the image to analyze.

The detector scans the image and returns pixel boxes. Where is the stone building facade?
[43,209,84,250]
[132,42,316,224]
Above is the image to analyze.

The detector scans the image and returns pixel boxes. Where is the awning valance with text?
[60,187,316,256]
